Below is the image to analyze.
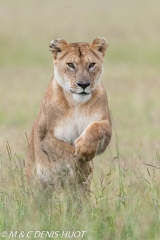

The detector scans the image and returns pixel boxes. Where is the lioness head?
[49,37,108,103]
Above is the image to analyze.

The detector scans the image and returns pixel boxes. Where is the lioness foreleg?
[74,120,111,161]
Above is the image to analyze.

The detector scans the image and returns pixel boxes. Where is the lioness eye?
[67,63,75,69]
[89,63,96,69]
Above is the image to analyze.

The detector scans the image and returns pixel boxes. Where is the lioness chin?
[25,37,112,196]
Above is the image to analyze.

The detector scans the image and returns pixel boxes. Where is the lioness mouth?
[70,90,90,95]
[79,92,90,95]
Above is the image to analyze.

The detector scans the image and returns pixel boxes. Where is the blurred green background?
[0,0,160,163]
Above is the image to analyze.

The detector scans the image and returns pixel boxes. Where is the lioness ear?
[90,37,108,56]
[49,38,68,59]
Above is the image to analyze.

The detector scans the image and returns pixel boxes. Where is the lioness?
[25,37,112,195]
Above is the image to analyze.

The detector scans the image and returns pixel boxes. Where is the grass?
[1,139,160,240]
[0,0,160,239]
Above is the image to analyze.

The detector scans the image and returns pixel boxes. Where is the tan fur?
[25,37,112,194]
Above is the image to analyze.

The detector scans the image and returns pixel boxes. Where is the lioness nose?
[77,82,90,89]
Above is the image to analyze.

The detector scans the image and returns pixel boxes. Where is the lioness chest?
[54,108,101,145]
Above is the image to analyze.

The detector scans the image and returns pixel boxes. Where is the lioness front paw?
[74,135,98,161]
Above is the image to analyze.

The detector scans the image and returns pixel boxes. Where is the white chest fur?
[54,109,100,145]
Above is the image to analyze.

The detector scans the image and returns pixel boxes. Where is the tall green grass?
[1,135,160,240]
